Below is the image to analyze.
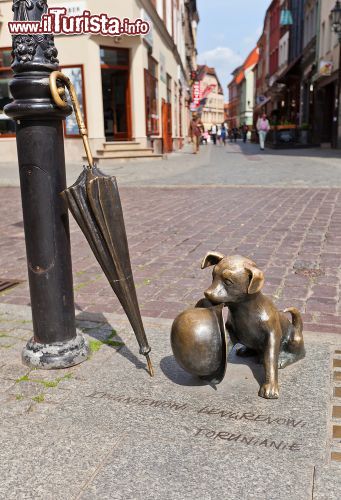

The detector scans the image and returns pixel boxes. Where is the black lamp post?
[331,0,341,148]
[4,0,88,368]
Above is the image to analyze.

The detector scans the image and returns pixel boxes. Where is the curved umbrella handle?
[49,71,94,169]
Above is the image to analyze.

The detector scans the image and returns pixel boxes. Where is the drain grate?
[0,279,22,292]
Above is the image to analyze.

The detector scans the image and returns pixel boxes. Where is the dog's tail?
[284,307,304,350]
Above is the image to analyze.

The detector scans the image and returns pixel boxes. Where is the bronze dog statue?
[201,252,305,399]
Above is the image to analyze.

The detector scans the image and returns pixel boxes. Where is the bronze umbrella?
[49,71,153,376]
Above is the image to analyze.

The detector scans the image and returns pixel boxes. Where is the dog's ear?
[244,264,264,294]
[201,251,225,269]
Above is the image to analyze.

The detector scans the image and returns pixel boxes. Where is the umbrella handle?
[49,71,94,169]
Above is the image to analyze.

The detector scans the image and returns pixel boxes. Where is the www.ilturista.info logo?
[8,8,151,36]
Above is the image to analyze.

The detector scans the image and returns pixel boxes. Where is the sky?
[196,0,271,100]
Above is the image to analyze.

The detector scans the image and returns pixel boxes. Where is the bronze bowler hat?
[170,304,228,384]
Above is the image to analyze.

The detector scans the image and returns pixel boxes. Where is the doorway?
[162,99,172,153]
[316,82,335,145]
[100,47,131,141]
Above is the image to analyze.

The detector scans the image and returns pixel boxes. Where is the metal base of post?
[22,333,89,369]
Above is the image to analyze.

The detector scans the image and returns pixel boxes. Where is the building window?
[145,56,159,136]
[100,47,129,66]
[179,84,183,137]
[166,74,172,103]
[174,81,178,137]
[60,65,86,138]
[321,21,325,55]
[0,48,15,137]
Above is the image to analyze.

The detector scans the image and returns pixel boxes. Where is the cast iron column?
[5,0,88,368]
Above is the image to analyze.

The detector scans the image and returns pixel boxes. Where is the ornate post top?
[11,0,59,73]
[5,0,71,121]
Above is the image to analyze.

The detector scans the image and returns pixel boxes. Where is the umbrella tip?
[145,354,154,377]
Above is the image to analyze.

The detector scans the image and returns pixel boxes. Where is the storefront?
[0,0,190,162]
[314,74,338,146]
[100,47,132,141]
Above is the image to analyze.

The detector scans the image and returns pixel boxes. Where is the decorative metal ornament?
[13,0,34,20]
[49,71,154,377]
[12,0,59,68]
[13,35,38,63]
[171,304,228,384]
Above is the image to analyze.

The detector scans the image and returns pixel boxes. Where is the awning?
[276,55,302,83]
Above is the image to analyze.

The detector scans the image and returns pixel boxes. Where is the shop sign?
[256,95,267,105]
[50,1,87,16]
[319,60,333,76]
[192,81,202,108]
[141,9,153,47]
[201,84,216,99]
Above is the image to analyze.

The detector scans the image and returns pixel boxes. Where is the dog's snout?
[204,283,227,303]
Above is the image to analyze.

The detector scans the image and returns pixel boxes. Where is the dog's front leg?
[259,329,280,399]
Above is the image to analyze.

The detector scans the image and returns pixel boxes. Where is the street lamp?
[331,1,341,36]
[331,0,341,147]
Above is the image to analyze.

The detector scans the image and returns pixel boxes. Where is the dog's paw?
[258,383,279,399]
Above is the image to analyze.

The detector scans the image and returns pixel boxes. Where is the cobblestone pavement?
[2,140,341,188]
[0,142,341,334]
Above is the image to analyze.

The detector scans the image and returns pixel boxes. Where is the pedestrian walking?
[217,124,222,145]
[210,123,217,145]
[229,127,233,143]
[188,115,203,154]
[242,123,249,143]
[256,113,270,151]
[201,130,209,145]
[233,126,238,143]
[221,123,227,145]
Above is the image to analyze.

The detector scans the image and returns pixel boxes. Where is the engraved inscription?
[86,391,308,430]
[194,428,302,453]
[198,406,307,428]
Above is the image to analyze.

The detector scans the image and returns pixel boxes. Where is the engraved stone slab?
[55,317,339,500]
[0,311,340,499]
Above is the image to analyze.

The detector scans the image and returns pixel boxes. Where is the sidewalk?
[1,303,341,499]
[2,141,341,188]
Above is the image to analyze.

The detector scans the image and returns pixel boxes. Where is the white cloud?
[197,46,243,98]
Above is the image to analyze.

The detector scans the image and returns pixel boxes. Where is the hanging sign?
[319,60,333,76]
[192,81,202,107]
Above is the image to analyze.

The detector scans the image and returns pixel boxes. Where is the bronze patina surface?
[201,252,305,399]
[49,71,153,376]
[171,304,227,384]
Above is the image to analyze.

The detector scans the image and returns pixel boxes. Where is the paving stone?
[5,328,32,340]
[0,362,29,381]
[0,379,16,392]
[7,380,45,399]
[313,465,341,499]
[0,337,17,348]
